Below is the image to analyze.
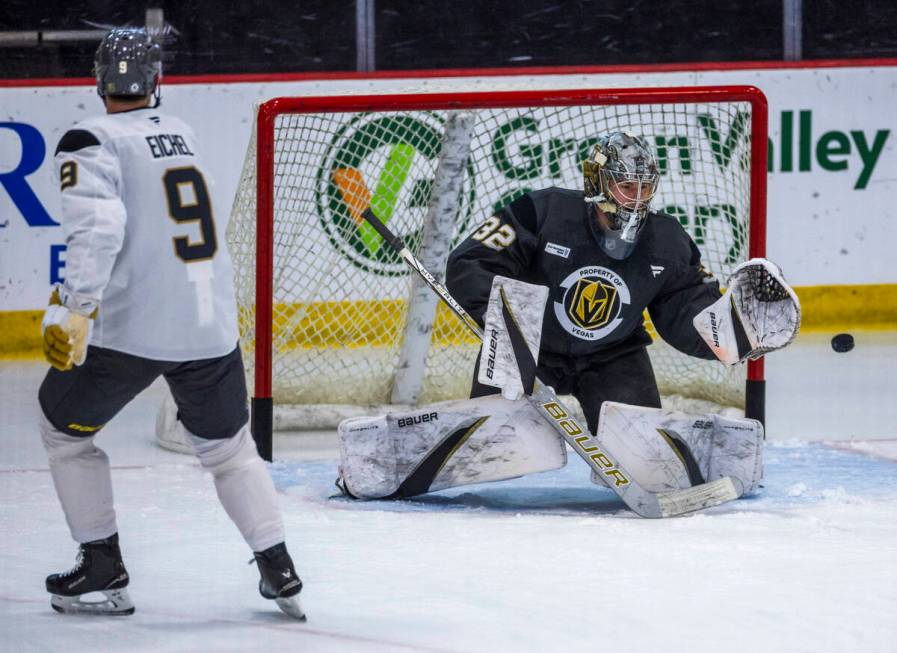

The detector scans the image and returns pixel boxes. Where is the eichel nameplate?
[146,134,195,159]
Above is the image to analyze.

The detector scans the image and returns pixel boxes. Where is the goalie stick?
[359,207,740,518]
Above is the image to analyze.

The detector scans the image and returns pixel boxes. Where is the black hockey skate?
[46,533,134,616]
[253,542,306,621]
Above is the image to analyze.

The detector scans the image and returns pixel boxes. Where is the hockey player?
[335,131,797,514]
[38,29,304,619]
[445,131,800,436]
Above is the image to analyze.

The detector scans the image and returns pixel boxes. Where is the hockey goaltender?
[337,132,800,516]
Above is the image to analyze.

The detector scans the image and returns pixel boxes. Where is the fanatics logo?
[651,265,664,277]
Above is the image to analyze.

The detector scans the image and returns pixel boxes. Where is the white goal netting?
[226,88,762,426]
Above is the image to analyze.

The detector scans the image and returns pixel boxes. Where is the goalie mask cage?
[228,85,768,460]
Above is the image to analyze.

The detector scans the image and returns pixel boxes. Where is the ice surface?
[2,331,896,652]
[765,331,897,440]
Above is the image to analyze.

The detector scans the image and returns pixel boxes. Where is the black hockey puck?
[831,333,854,353]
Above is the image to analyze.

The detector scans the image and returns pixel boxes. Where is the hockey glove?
[41,287,96,371]
[693,258,801,365]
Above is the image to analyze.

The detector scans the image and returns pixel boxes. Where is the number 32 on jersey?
[471,215,516,251]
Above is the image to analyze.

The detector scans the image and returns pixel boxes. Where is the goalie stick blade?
[656,477,740,517]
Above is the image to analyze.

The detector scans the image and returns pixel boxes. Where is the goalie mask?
[94,29,162,106]
[583,132,659,260]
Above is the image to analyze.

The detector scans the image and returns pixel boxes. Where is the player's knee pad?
[40,411,98,462]
[154,390,192,454]
[190,423,259,475]
[337,395,567,499]
[154,386,248,455]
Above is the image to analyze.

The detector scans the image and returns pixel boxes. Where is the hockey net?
[227,86,767,443]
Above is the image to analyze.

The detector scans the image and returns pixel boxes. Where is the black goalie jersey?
[446,187,722,366]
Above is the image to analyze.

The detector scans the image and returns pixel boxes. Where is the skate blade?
[275,596,306,621]
[50,589,135,616]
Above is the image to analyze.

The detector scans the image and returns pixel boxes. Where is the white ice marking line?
[0,595,459,653]
[0,463,201,474]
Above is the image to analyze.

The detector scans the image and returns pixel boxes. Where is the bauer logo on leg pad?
[397,412,438,428]
[485,328,499,380]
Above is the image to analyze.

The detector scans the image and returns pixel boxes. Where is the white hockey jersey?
[53,107,238,361]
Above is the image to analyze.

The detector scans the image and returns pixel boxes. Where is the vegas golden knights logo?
[567,277,619,330]
[60,161,78,191]
[554,266,630,341]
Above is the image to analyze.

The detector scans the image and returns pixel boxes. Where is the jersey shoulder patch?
[55,129,101,155]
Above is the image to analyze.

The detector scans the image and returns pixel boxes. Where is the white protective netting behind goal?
[226,87,766,428]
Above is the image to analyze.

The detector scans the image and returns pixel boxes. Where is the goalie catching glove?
[41,286,97,371]
[694,258,801,365]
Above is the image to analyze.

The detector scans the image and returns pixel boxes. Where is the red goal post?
[240,85,768,460]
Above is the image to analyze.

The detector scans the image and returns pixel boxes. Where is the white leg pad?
[190,425,285,552]
[593,402,764,496]
[338,395,567,499]
[40,412,117,543]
